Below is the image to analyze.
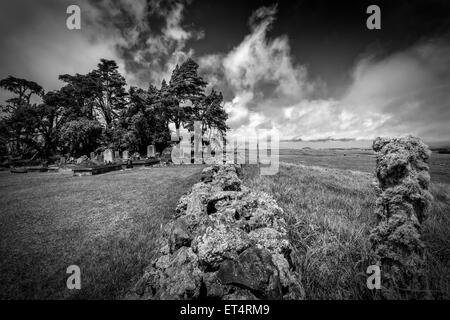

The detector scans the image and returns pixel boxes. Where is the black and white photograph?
[0,0,449,309]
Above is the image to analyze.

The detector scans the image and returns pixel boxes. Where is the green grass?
[1,157,448,300]
[279,149,450,184]
[242,163,450,299]
[0,166,204,299]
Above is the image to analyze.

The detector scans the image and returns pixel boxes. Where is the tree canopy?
[0,58,228,162]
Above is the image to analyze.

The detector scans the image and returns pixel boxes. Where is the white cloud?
[199,5,450,142]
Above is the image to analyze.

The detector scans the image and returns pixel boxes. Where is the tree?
[89,59,128,127]
[0,99,64,160]
[167,58,208,138]
[0,76,43,111]
[56,73,98,121]
[59,119,103,157]
[121,86,170,154]
[0,76,47,158]
[187,89,229,137]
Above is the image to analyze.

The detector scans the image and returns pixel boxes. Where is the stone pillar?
[370,135,433,298]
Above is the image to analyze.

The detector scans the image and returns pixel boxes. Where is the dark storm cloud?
[82,0,204,87]
[0,0,201,95]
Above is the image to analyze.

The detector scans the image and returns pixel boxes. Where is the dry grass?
[242,163,450,299]
[0,166,204,299]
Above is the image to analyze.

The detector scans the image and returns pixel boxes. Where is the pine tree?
[167,58,208,138]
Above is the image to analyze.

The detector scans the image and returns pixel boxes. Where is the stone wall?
[370,135,433,298]
[128,164,305,300]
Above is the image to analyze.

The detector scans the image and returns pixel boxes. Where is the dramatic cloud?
[1,1,449,142]
[81,0,202,87]
[199,5,450,141]
[199,5,322,138]
[342,39,450,141]
[0,0,199,96]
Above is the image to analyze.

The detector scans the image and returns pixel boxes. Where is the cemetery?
[7,144,164,176]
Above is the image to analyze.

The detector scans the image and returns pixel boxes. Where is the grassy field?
[242,162,450,299]
[0,149,448,300]
[0,166,204,299]
[279,149,450,184]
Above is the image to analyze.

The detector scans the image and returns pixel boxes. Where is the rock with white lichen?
[370,135,433,299]
[128,164,305,300]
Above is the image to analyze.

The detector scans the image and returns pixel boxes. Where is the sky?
[0,0,449,142]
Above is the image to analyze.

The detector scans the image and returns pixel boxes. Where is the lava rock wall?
[129,164,305,300]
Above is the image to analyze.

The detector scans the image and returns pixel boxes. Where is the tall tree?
[56,73,98,121]
[167,58,208,138]
[188,89,229,136]
[121,86,170,154]
[89,59,128,127]
[0,76,46,157]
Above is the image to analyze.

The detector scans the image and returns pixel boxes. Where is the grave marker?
[147,145,156,158]
[103,149,113,163]
[123,150,129,161]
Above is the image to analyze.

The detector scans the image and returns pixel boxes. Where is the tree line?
[0,58,228,161]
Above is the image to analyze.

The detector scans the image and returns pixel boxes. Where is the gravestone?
[90,152,95,160]
[104,149,113,163]
[115,151,120,159]
[147,145,156,158]
[171,133,180,142]
[123,150,129,161]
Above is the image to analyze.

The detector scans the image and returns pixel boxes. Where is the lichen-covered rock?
[217,247,283,299]
[195,223,251,267]
[169,218,192,252]
[370,135,433,299]
[130,247,203,300]
[131,164,305,300]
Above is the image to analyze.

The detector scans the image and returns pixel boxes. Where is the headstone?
[115,151,120,159]
[147,145,156,158]
[171,133,180,142]
[103,149,113,163]
[90,152,95,160]
[123,150,129,161]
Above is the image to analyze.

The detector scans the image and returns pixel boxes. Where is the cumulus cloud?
[199,4,322,138]
[199,5,450,141]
